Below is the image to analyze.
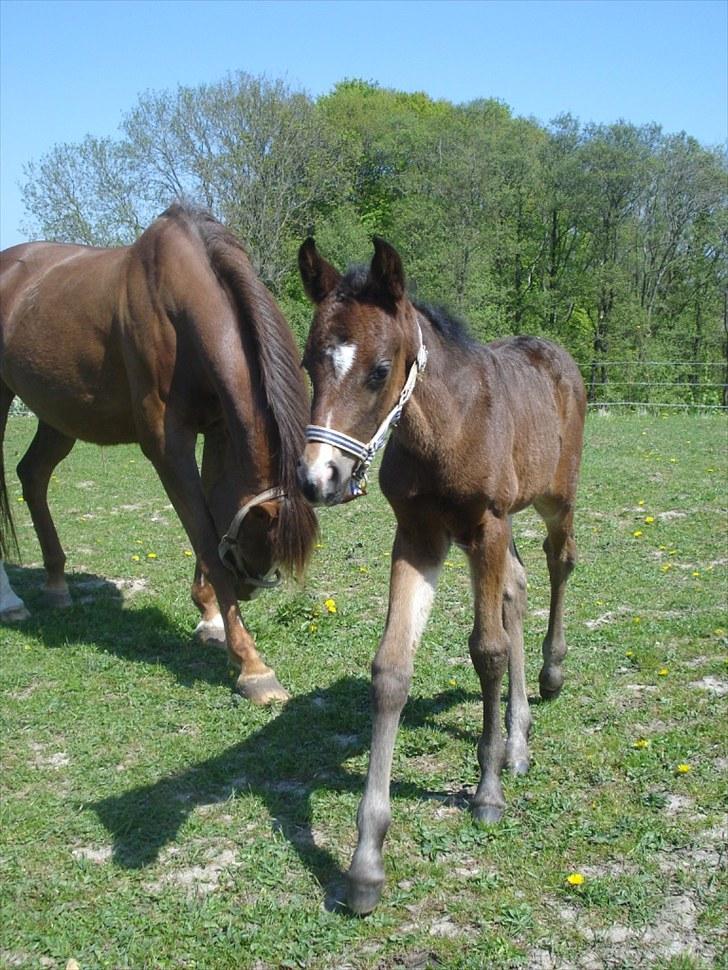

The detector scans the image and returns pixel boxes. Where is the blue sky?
[1,0,726,248]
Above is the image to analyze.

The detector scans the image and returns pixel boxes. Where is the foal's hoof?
[42,587,72,609]
[508,757,530,777]
[539,668,564,701]
[472,802,504,825]
[347,876,384,916]
[235,672,290,705]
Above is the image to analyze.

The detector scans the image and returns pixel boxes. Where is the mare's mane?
[161,204,317,572]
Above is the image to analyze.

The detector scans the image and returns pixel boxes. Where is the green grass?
[1,412,726,969]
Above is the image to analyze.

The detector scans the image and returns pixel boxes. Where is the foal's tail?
[0,387,20,562]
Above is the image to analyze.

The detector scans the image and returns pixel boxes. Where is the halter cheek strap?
[305,325,428,497]
[218,486,286,587]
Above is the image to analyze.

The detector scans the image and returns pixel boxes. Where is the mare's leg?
[467,510,511,823]
[139,419,287,704]
[16,422,75,607]
[191,559,225,646]
[534,499,577,700]
[503,534,530,775]
[347,521,448,915]
[0,561,29,622]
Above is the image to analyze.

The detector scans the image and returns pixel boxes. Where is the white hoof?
[194,613,227,647]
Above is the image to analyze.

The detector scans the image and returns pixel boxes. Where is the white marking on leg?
[0,561,30,621]
[406,565,439,652]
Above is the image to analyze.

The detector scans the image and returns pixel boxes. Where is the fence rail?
[581,359,727,411]
[6,363,728,415]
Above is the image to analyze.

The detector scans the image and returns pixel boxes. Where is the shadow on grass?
[91,676,471,908]
[4,564,231,688]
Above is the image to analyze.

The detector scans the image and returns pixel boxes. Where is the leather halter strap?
[218,487,286,588]
[305,325,427,497]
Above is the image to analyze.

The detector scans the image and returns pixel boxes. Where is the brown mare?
[0,204,317,704]
[298,237,586,913]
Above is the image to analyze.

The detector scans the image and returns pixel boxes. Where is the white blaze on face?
[304,341,358,490]
[328,342,357,382]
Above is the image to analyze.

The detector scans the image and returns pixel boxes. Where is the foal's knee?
[468,628,509,678]
[371,661,412,715]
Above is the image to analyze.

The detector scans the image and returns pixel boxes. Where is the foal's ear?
[298,238,341,304]
[368,237,405,305]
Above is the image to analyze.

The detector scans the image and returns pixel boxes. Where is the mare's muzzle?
[217,487,285,591]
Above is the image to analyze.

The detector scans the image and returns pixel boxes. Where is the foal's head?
[297,238,421,506]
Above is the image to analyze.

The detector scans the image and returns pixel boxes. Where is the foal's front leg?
[467,512,511,823]
[347,524,448,915]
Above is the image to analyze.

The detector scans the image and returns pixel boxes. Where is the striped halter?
[305,325,428,497]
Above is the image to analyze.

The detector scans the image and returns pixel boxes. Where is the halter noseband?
[305,325,428,498]
[218,487,286,588]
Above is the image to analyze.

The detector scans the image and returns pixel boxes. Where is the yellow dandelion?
[147,552,157,560]
[625,650,634,658]
[566,873,585,887]
[644,516,655,524]
[17,497,24,503]
[638,499,645,506]
[324,597,337,614]
[633,738,650,749]
[633,616,641,624]
[692,570,701,578]
[448,678,457,687]
[131,554,140,562]
[714,628,726,637]
[183,549,193,558]
[658,667,669,677]
[675,763,692,774]
[633,530,643,538]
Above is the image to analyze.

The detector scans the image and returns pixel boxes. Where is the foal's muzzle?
[296,445,358,507]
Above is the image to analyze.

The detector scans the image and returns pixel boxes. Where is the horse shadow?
[91,676,473,908]
[3,564,232,689]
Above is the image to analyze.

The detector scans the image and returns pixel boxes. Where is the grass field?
[1,412,726,970]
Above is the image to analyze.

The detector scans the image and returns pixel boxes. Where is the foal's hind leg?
[467,511,511,823]
[534,500,577,700]
[16,422,76,607]
[503,534,531,775]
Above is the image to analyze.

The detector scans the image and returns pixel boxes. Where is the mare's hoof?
[347,877,384,916]
[235,672,290,705]
[194,616,227,648]
[538,669,564,701]
[472,802,504,825]
[42,587,72,609]
[0,604,30,623]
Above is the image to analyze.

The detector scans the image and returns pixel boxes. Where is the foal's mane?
[337,265,476,352]
[164,204,317,573]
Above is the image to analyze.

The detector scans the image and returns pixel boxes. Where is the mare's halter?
[218,487,285,588]
[305,324,428,498]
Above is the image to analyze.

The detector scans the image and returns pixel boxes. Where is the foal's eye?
[368,362,391,386]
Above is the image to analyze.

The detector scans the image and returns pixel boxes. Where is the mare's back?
[0,241,136,443]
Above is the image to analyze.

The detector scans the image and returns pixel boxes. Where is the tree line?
[20,74,728,405]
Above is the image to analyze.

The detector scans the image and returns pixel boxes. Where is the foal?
[298,238,586,913]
